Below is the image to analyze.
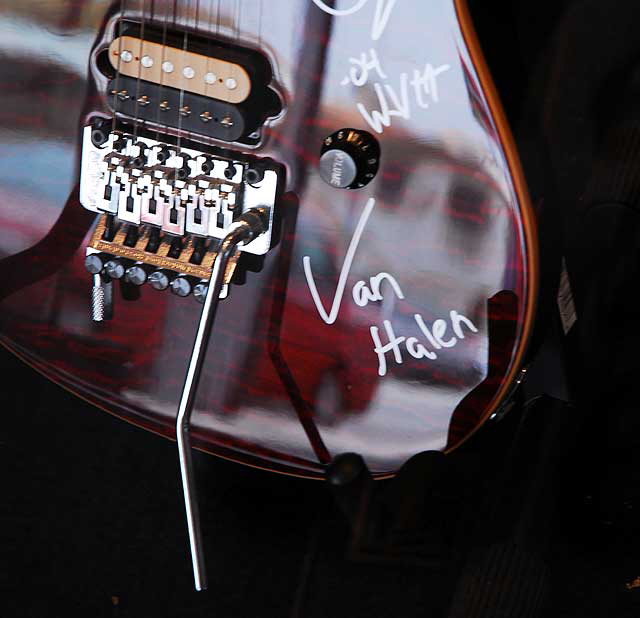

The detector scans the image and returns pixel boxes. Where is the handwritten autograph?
[311,0,397,40]
[303,199,479,376]
[313,0,451,133]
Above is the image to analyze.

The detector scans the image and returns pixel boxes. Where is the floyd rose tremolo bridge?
[79,121,281,591]
[79,123,281,319]
[79,18,285,592]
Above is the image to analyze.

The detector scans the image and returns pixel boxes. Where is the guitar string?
[257,0,262,144]
[112,0,127,136]
[181,0,199,148]
[229,0,241,112]
[191,0,203,236]
[173,0,191,188]
[203,0,215,128]
[131,0,146,143]
[129,0,147,236]
[154,0,170,145]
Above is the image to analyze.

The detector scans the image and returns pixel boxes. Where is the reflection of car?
[229,227,381,427]
[229,139,509,429]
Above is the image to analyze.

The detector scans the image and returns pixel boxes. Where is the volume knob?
[319,128,380,190]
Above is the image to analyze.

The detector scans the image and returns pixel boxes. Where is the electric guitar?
[0,0,537,588]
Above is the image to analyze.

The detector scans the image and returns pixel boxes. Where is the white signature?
[303,199,479,376]
[313,0,451,133]
[343,48,451,134]
[311,0,397,40]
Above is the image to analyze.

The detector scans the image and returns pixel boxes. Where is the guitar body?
[0,0,536,478]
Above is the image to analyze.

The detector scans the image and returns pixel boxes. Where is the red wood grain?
[0,0,536,478]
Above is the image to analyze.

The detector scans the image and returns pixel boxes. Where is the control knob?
[319,128,380,190]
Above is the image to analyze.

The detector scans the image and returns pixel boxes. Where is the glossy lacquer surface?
[0,0,536,477]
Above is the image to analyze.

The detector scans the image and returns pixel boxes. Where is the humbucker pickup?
[108,75,248,142]
[108,36,251,104]
[98,22,282,143]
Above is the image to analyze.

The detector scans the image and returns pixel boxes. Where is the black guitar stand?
[326,450,452,569]
[323,312,576,617]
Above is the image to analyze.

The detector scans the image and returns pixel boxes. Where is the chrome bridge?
[79,123,280,318]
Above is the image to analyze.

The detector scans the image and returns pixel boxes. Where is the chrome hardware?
[148,270,170,290]
[193,282,208,303]
[176,209,268,591]
[104,259,125,280]
[90,273,113,322]
[170,275,192,297]
[80,126,278,256]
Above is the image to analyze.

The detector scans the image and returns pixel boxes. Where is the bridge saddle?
[79,123,281,319]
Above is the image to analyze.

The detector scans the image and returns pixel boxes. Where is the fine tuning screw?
[84,253,106,275]
[148,270,170,291]
[125,264,148,286]
[193,282,208,303]
[171,276,192,297]
[104,259,125,280]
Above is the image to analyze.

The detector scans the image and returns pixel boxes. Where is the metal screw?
[125,265,147,286]
[171,276,192,297]
[84,254,104,275]
[223,164,236,180]
[193,283,208,303]
[104,259,125,280]
[148,271,170,291]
